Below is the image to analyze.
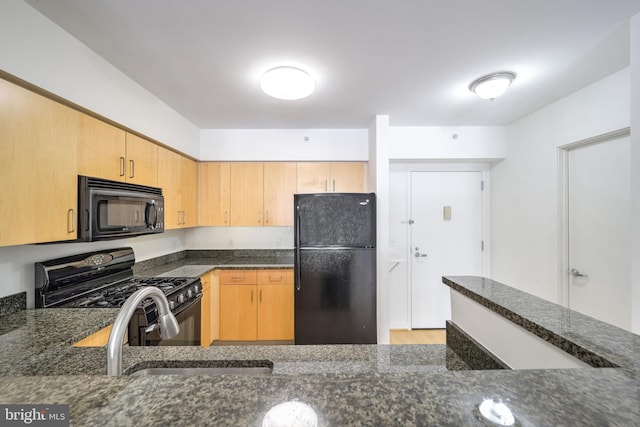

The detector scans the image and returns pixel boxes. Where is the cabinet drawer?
[220,270,257,285]
[257,269,294,285]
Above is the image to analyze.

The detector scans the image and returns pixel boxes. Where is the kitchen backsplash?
[0,292,26,317]
[132,249,294,274]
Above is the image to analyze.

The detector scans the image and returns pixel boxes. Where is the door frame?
[556,127,630,307]
[405,164,491,329]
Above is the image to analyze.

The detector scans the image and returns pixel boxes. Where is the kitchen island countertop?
[1,274,639,426]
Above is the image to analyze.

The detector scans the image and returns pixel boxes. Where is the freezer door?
[295,248,376,344]
[295,193,376,247]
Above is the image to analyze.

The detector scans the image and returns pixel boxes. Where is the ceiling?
[24,0,640,129]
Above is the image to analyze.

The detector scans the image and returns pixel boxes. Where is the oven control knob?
[186,289,194,299]
[192,284,200,293]
[177,293,185,304]
[169,300,176,310]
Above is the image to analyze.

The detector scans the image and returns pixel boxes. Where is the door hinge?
[481,241,485,251]
[481,180,485,191]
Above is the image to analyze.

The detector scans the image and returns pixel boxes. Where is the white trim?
[556,127,631,307]
[400,162,491,329]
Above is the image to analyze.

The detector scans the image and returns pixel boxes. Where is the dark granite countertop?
[443,276,640,376]
[133,249,294,278]
[0,275,639,425]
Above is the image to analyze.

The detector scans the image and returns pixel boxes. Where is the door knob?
[568,268,588,278]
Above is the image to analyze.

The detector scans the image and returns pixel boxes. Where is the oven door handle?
[144,293,202,333]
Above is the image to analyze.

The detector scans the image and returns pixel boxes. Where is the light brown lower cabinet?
[73,325,113,347]
[200,271,220,346]
[219,269,294,341]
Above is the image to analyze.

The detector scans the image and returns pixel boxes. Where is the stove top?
[35,247,201,312]
[64,277,196,308]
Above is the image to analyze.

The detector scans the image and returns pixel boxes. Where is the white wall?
[491,67,631,303]
[0,0,200,302]
[388,162,492,329]
[630,14,640,333]
[0,0,200,157]
[200,129,368,161]
[388,126,507,160]
[370,115,391,344]
[385,125,504,329]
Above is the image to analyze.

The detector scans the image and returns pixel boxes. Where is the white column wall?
[630,13,640,333]
[491,67,631,303]
[370,116,391,344]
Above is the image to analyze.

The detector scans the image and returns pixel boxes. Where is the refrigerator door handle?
[295,205,302,291]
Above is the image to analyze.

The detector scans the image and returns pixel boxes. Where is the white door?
[567,135,631,330]
[410,171,483,328]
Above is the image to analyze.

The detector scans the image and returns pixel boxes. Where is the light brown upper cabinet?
[158,146,198,229]
[263,162,297,226]
[296,162,366,193]
[181,155,198,227]
[125,133,158,187]
[78,115,157,187]
[77,114,126,182]
[0,78,79,246]
[199,162,231,226]
[230,162,264,226]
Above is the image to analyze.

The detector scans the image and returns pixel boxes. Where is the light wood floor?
[389,329,446,345]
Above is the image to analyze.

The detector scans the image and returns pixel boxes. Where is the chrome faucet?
[106,286,179,376]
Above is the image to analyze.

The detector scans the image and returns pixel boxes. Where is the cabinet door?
[220,284,257,340]
[78,113,126,181]
[257,270,294,340]
[263,162,296,226]
[157,146,182,229]
[330,162,366,192]
[199,162,231,226]
[0,78,79,246]
[296,162,330,193]
[230,162,264,226]
[125,133,158,187]
[181,155,198,227]
[258,284,294,340]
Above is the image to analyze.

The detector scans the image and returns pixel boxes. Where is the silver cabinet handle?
[251,290,254,303]
[119,157,125,177]
[569,268,588,278]
[224,211,228,224]
[259,290,262,303]
[129,159,135,179]
[67,209,75,233]
[183,210,187,225]
[333,179,336,191]
[324,179,328,192]
[265,210,269,224]
[258,211,261,224]
[177,210,182,225]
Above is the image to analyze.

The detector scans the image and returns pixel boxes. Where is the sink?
[125,360,273,376]
[130,366,273,376]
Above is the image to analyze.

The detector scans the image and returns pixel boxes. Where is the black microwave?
[78,176,164,241]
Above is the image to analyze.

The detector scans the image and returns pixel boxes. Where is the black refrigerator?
[294,192,377,344]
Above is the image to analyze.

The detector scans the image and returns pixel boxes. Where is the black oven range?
[35,247,201,346]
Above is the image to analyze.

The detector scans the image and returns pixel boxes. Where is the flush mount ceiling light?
[260,66,315,100]
[469,72,516,100]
